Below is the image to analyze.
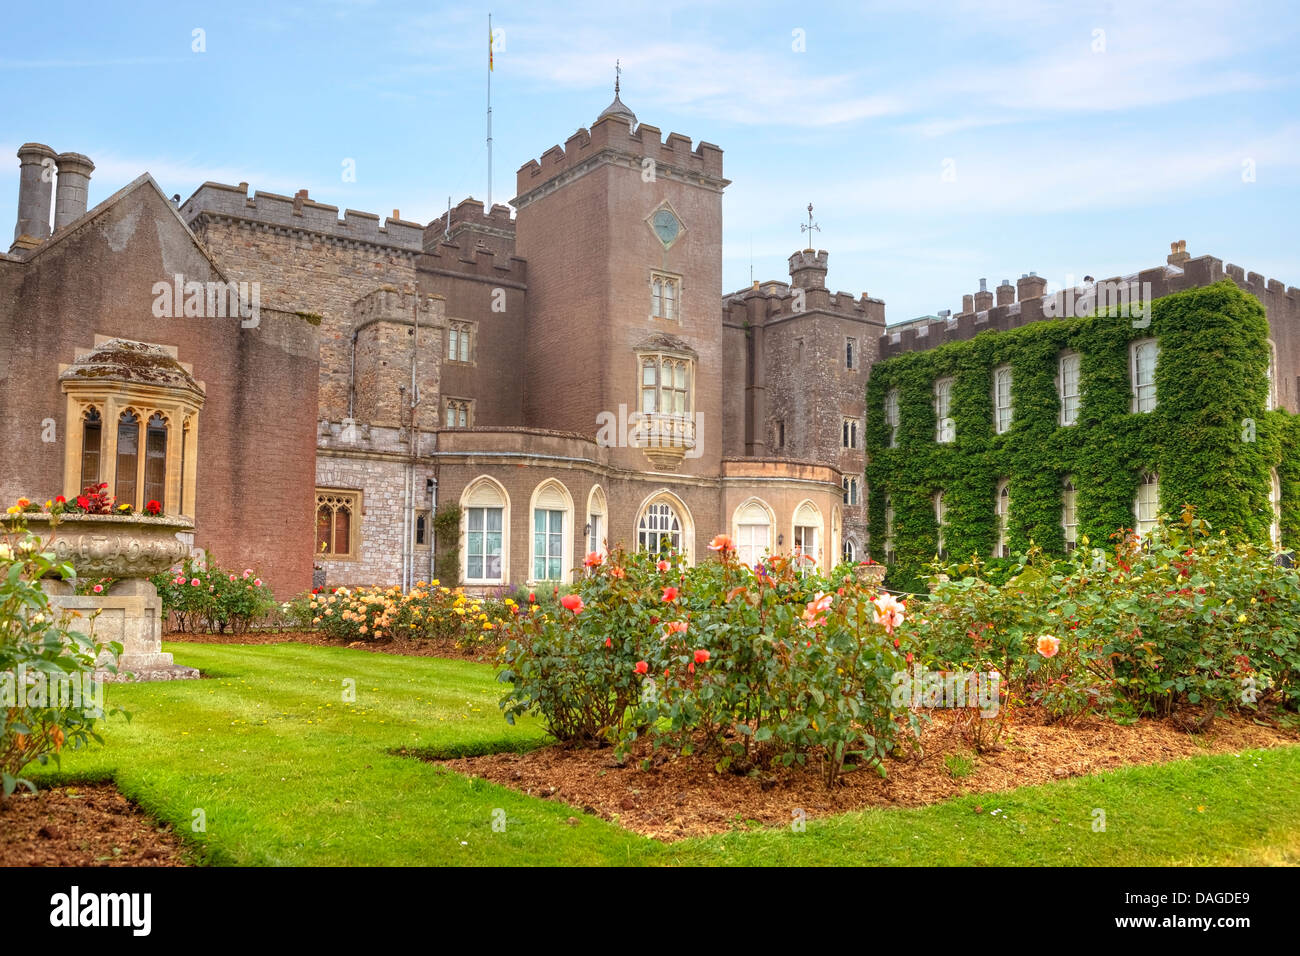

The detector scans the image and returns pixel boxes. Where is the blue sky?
[2,0,1297,321]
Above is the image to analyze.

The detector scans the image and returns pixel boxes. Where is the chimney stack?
[961,293,974,314]
[1016,271,1047,301]
[1167,239,1189,265]
[13,143,57,243]
[52,152,94,230]
[973,277,994,312]
[996,279,1015,306]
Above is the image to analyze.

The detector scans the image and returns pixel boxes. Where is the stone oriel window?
[639,354,691,415]
[650,272,681,321]
[447,322,474,364]
[316,489,361,560]
[80,407,102,488]
[444,398,472,427]
[59,339,204,516]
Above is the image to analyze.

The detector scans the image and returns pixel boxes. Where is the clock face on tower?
[651,207,681,247]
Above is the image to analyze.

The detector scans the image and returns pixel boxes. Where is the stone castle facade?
[3,90,1297,596]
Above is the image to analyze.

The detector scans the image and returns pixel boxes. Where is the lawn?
[24,641,1300,866]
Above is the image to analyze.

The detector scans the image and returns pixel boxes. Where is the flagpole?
[487,12,493,209]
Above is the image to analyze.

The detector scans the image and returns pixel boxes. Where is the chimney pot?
[13,142,58,243]
[978,277,987,292]
[52,151,94,231]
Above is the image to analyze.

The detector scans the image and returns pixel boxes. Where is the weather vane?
[615,59,621,95]
[801,202,820,246]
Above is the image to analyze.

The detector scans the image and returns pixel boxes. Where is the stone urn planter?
[854,562,887,587]
[24,513,198,682]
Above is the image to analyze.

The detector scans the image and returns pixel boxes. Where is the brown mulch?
[165,629,498,663]
[0,784,190,866]
[435,709,1300,841]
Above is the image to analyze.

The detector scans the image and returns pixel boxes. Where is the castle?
[2,87,1296,596]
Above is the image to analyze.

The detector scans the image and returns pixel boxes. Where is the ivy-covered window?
[1058,351,1081,426]
[1270,468,1282,550]
[1062,477,1078,551]
[993,366,1013,434]
[883,493,895,564]
[934,378,954,443]
[934,491,946,558]
[1131,340,1159,413]
[996,480,1010,557]
[1135,471,1159,536]
[884,388,900,448]
[1266,340,1278,411]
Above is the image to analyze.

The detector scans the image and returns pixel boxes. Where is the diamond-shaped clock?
[651,207,681,247]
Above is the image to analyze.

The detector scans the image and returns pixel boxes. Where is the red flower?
[528,591,536,603]
[76,496,89,509]
[661,586,679,602]
[146,500,162,515]
[54,495,66,504]
[707,534,734,554]
[634,661,649,675]
[560,593,584,614]
[584,551,603,568]
[694,649,710,664]
[656,560,670,572]
[605,637,612,647]
[906,652,914,664]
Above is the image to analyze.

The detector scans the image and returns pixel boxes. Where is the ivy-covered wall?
[865,281,1299,590]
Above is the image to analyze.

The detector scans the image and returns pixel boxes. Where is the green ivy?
[432,504,462,586]
[866,281,1298,592]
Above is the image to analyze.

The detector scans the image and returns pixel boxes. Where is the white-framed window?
[462,477,509,584]
[996,480,1010,558]
[1134,470,1159,536]
[792,500,823,575]
[444,398,472,427]
[734,500,772,568]
[1131,339,1159,413]
[650,272,681,321]
[885,388,900,448]
[638,501,683,556]
[845,336,858,370]
[532,509,564,581]
[1267,339,1279,411]
[842,417,859,449]
[466,507,504,582]
[883,492,895,564]
[447,322,473,363]
[1062,477,1078,551]
[934,378,955,443]
[992,365,1013,434]
[1058,351,1080,426]
[842,475,860,506]
[639,353,692,416]
[587,485,607,557]
[934,490,946,558]
[1270,467,1282,551]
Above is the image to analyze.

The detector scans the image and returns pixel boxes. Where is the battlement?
[351,286,443,329]
[514,114,726,202]
[424,197,515,250]
[418,239,527,285]
[181,182,424,251]
[723,248,886,327]
[879,247,1300,359]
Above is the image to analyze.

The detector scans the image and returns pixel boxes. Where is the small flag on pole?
[489,24,494,71]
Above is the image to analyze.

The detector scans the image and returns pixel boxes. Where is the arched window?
[843,538,857,562]
[733,500,772,567]
[1269,468,1282,551]
[1131,339,1159,413]
[1134,471,1160,537]
[996,480,1010,557]
[1062,477,1078,551]
[587,485,607,556]
[462,478,508,584]
[884,388,900,448]
[144,413,168,510]
[638,501,682,556]
[316,490,358,559]
[792,501,823,575]
[80,407,102,489]
[992,366,1013,434]
[530,480,573,583]
[934,491,947,558]
[934,378,954,443]
[1058,351,1081,426]
[115,410,140,505]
